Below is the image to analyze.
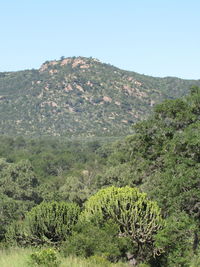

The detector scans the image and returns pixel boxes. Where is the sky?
[0,0,200,79]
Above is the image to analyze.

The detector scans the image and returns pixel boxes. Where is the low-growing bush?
[29,248,60,267]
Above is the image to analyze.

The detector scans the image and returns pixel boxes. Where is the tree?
[0,193,26,241]
[155,212,197,267]
[6,201,80,246]
[0,159,41,241]
[143,121,200,219]
[81,186,164,262]
[0,159,40,202]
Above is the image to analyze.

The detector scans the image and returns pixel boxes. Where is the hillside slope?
[0,56,199,137]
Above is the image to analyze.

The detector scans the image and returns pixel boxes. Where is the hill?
[0,56,199,137]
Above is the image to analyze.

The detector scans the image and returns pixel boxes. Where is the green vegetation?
[0,248,129,267]
[29,248,60,266]
[0,57,200,137]
[82,186,163,262]
[0,86,200,266]
[6,201,80,246]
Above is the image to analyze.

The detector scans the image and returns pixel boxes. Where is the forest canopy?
[0,87,200,266]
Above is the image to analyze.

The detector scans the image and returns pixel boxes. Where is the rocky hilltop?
[0,56,199,137]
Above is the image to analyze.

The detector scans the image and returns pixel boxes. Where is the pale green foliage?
[29,248,60,266]
[86,255,111,266]
[189,249,200,267]
[0,248,32,267]
[27,201,80,240]
[6,201,80,246]
[82,186,164,261]
[0,248,129,267]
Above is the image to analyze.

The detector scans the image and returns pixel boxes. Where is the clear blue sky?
[0,0,199,79]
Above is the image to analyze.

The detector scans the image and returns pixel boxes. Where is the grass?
[0,248,128,267]
[0,248,32,267]
[60,256,128,267]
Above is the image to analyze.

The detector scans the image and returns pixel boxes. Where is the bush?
[29,248,60,266]
[63,220,131,262]
[6,201,80,246]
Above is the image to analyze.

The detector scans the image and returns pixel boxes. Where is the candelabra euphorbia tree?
[81,186,164,261]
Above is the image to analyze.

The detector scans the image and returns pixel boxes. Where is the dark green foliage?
[155,212,198,267]
[80,87,200,265]
[1,86,200,266]
[0,193,25,241]
[0,159,41,241]
[64,220,130,261]
[140,97,200,219]
[0,159,40,202]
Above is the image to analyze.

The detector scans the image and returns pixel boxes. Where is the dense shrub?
[6,201,80,246]
[63,220,131,262]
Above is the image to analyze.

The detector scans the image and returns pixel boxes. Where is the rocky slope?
[0,56,199,137]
